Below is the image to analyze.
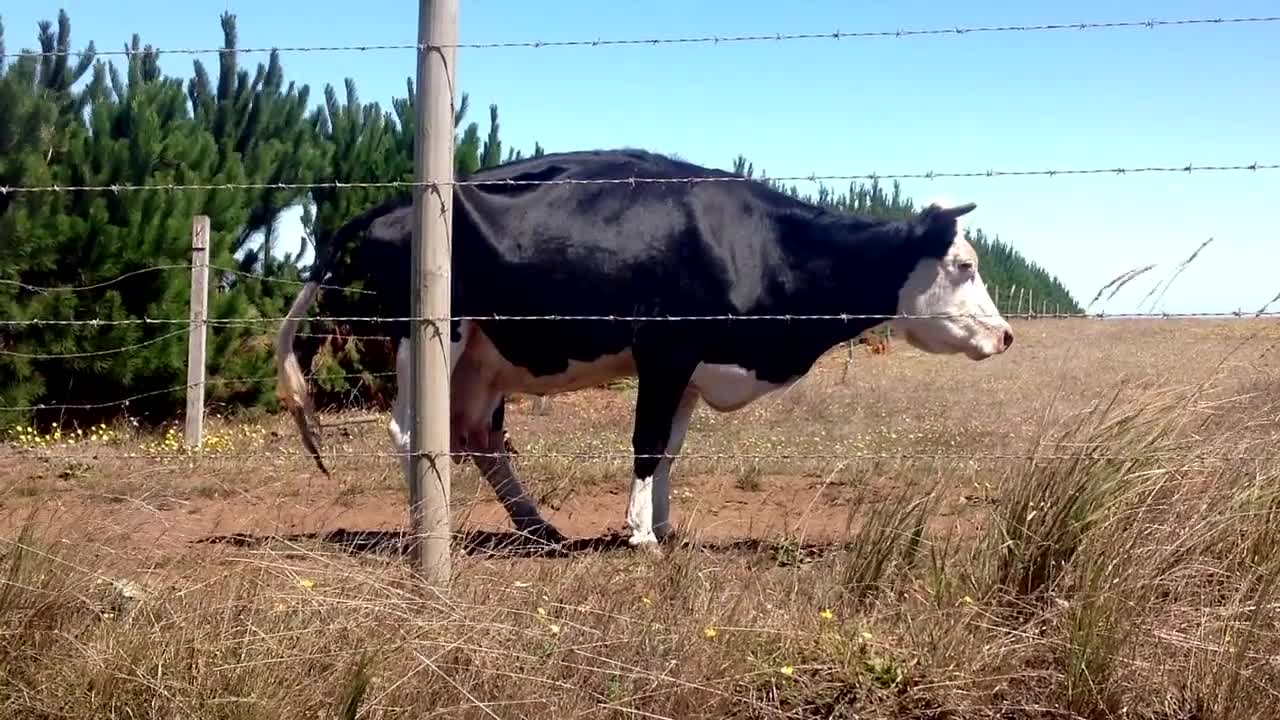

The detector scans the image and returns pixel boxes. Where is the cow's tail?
[275,279,328,476]
[274,200,384,476]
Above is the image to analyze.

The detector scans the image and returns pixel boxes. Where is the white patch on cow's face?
[892,222,1013,361]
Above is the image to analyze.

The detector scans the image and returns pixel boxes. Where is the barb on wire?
[0,264,195,294]
[0,370,397,413]
[8,15,1279,59]
[1,162,1277,195]
[0,328,188,360]
[0,447,1276,463]
[0,309,1275,328]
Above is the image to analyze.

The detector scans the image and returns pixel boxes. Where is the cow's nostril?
[1003,330,1014,349]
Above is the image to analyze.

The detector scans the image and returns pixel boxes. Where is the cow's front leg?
[627,366,697,550]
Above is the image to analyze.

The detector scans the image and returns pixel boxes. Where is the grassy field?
[2,317,1279,719]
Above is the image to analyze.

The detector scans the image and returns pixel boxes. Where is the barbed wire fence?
[4,10,1280,580]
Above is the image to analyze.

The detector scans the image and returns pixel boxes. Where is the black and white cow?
[275,148,1013,550]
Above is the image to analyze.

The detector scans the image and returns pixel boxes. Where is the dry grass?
[2,318,1280,719]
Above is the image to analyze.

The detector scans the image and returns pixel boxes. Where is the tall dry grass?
[3,367,1279,718]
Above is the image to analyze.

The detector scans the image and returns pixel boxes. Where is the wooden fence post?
[411,0,458,587]
[185,215,210,449]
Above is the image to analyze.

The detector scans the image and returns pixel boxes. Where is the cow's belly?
[461,327,637,396]
[691,363,794,412]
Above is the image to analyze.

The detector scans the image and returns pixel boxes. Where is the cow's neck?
[773,212,917,344]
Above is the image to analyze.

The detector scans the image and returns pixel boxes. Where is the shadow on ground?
[196,526,854,564]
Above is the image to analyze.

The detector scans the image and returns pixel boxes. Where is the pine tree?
[480,103,502,169]
[186,12,327,289]
[0,13,314,426]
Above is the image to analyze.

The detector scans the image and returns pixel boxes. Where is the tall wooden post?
[411,0,457,586]
[185,215,210,449]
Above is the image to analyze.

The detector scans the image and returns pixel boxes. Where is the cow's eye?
[957,260,975,273]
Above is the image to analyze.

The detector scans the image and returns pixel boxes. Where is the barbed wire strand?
[1,264,380,297]
[5,264,1271,320]
[4,261,1271,320]
[8,15,1279,59]
[0,448,1275,463]
[2,162,1277,195]
[0,264,196,293]
[0,370,397,413]
[1,310,1276,329]
[0,327,189,359]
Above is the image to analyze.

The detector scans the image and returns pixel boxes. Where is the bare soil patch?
[3,318,1279,718]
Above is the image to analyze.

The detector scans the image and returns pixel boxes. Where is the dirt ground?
[5,317,1280,719]
[2,317,1278,563]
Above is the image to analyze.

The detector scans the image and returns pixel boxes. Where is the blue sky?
[5,1,1278,314]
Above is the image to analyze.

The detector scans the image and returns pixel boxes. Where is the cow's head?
[892,200,1013,361]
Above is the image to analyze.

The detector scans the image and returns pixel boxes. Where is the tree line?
[0,11,1081,429]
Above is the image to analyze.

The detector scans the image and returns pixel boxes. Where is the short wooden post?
[185,215,210,449]
[411,0,458,587]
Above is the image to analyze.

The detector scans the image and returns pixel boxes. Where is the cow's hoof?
[627,533,662,555]
[518,521,567,549]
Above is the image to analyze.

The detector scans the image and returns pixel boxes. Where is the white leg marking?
[652,389,698,541]
[627,474,657,547]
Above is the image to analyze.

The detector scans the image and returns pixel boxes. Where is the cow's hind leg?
[627,364,697,550]
[651,388,699,544]
[471,399,566,547]
[388,338,413,489]
[388,321,472,501]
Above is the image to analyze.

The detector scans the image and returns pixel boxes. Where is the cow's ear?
[914,201,973,254]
